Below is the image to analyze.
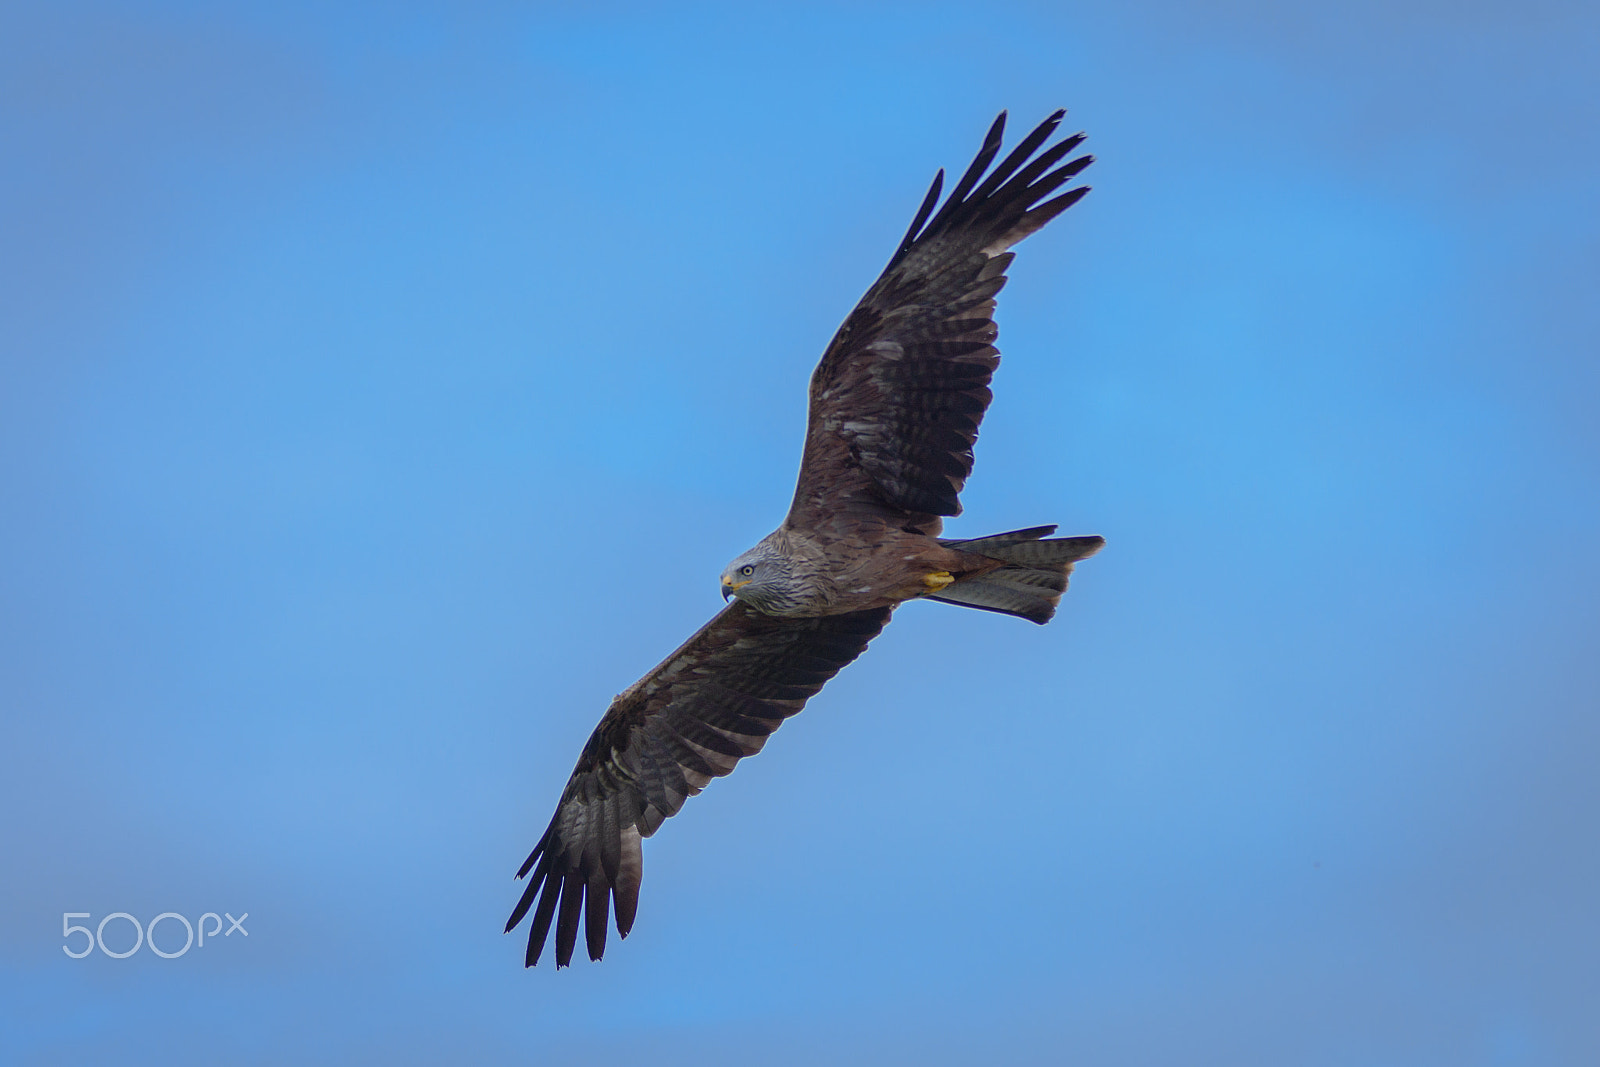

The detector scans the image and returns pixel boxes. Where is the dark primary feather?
[507,603,892,967]
[788,110,1093,526]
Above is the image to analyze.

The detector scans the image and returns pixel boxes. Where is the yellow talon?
[922,571,954,591]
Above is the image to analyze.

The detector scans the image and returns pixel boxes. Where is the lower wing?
[507,601,893,967]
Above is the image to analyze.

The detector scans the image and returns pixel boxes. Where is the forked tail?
[932,525,1104,624]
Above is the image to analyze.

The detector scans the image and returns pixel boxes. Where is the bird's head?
[719,539,797,613]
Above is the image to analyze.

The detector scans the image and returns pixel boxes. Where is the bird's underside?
[508,109,1104,968]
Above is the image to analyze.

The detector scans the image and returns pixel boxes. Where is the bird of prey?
[508,109,1104,968]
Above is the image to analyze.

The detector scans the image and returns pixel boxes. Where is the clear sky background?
[3,2,1597,1063]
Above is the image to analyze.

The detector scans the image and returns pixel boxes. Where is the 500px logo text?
[62,911,249,959]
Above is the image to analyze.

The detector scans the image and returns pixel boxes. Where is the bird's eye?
[739,565,754,576]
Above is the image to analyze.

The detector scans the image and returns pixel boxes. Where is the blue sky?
[2,2,1597,1063]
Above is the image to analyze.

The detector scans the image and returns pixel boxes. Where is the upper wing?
[507,601,893,967]
[788,110,1092,529]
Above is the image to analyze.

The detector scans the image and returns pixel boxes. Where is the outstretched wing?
[788,110,1092,529]
[507,602,892,967]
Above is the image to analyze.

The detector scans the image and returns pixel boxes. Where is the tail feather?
[931,525,1104,624]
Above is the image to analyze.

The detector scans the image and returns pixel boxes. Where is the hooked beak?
[721,577,750,601]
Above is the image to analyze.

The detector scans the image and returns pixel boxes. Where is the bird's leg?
[922,571,955,591]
